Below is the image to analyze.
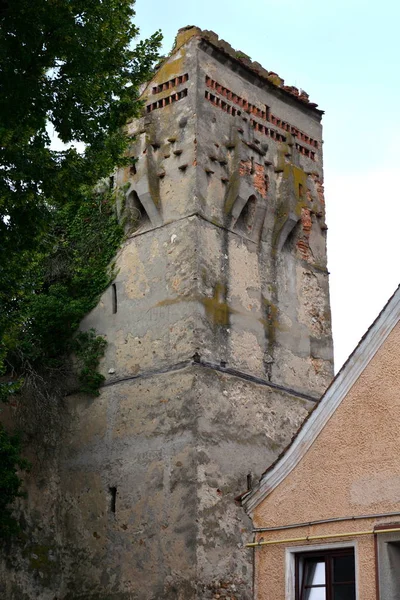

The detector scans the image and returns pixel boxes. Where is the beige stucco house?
[241,286,400,600]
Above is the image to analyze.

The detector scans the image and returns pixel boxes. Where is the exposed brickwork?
[206,76,268,119]
[295,143,316,160]
[152,73,189,94]
[205,76,319,150]
[313,175,325,205]
[296,238,310,261]
[239,160,252,177]
[204,90,240,116]
[296,207,312,260]
[250,118,287,144]
[146,88,188,113]
[203,95,315,159]
[301,207,312,233]
[239,160,269,199]
[253,163,268,199]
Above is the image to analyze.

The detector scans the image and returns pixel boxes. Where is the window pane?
[304,588,326,600]
[333,555,355,583]
[304,559,326,585]
[333,584,356,600]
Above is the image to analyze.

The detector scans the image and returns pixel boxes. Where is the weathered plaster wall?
[59,368,313,599]
[251,322,400,600]
[0,27,334,599]
[196,43,332,393]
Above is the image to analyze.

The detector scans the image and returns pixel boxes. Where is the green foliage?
[0,0,162,538]
[74,331,107,396]
[0,0,162,332]
[5,189,123,382]
[0,425,30,538]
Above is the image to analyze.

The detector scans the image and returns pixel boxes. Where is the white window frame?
[376,529,400,599]
[285,541,359,600]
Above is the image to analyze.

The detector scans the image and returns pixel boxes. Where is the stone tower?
[3,27,334,600]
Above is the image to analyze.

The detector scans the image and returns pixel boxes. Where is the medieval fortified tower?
[2,26,334,600]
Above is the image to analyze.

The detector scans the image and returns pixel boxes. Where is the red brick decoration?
[238,160,269,199]
[205,75,319,156]
[204,90,240,117]
[206,76,268,119]
[295,143,316,160]
[146,88,188,113]
[152,74,189,95]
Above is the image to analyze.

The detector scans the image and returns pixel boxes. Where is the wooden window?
[295,548,356,600]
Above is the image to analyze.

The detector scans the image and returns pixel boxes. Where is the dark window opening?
[109,486,117,514]
[112,283,117,314]
[295,548,356,600]
[247,473,252,491]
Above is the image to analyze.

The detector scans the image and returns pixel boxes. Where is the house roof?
[241,284,400,516]
[157,26,323,116]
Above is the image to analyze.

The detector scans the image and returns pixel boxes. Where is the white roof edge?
[243,285,400,516]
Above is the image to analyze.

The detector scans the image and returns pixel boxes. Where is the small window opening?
[109,175,114,190]
[112,283,117,314]
[247,473,252,491]
[109,486,117,514]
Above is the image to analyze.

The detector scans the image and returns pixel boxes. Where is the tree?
[0,0,162,536]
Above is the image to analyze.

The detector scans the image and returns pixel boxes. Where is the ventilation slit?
[112,283,117,314]
[109,487,117,514]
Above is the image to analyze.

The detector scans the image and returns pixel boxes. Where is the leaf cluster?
[6,188,123,374]
[0,0,161,320]
[0,0,162,538]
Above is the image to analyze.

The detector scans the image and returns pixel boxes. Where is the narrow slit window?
[112,283,117,314]
[109,486,117,514]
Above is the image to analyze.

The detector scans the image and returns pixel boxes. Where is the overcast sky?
[135,0,399,371]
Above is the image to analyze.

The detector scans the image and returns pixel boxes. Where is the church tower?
[19,27,333,599]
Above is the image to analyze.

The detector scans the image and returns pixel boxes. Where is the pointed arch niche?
[126,190,151,231]
[235,195,257,236]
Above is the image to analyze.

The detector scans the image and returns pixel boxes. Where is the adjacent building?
[242,286,400,600]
